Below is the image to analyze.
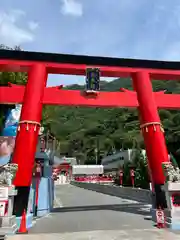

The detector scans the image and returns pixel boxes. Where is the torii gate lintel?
[0,84,179,109]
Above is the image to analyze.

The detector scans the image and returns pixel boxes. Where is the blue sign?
[2,105,22,137]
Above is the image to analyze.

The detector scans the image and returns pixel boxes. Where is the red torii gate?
[0,49,180,211]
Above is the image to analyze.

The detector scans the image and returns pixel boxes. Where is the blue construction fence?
[16,164,54,229]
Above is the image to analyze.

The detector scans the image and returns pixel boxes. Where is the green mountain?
[66,78,132,91]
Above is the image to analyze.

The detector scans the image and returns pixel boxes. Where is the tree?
[133,150,149,189]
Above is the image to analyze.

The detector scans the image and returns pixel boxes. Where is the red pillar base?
[13,187,30,217]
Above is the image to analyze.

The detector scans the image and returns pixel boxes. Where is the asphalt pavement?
[8,184,180,239]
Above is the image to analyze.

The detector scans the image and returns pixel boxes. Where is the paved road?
[8,184,179,239]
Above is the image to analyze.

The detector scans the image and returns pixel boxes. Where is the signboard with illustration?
[0,104,21,165]
[0,137,15,165]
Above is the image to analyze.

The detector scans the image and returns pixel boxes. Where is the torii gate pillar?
[132,71,169,208]
[12,64,47,216]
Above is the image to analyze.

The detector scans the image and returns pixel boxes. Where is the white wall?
[101,149,145,171]
[72,165,104,175]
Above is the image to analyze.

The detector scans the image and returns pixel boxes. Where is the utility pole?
[95,148,98,165]
[95,137,99,165]
[58,141,61,156]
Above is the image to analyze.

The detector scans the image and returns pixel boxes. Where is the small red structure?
[53,157,75,176]
[119,169,123,186]
[130,168,135,187]
[156,208,165,228]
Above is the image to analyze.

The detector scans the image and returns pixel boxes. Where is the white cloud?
[28,21,39,31]
[60,0,83,17]
[0,9,37,47]
[59,0,180,61]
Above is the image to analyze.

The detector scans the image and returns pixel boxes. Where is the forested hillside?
[43,78,180,165]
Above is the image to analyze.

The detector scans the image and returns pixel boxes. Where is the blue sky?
[0,0,180,86]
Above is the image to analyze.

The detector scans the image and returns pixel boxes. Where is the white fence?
[72,165,104,175]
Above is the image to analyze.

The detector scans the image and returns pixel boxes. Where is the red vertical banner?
[156,208,165,228]
[34,162,42,216]
[119,169,123,186]
[40,137,45,152]
[130,169,135,187]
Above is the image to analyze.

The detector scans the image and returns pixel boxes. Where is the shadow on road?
[52,203,151,218]
[29,203,153,234]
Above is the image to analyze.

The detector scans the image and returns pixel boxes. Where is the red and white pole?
[35,163,41,216]
[119,170,123,186]
[130,169,135,187]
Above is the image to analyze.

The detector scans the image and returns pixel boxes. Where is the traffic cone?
[17,209,28,234]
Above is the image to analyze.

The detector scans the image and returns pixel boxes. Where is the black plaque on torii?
[85,68,100,92]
